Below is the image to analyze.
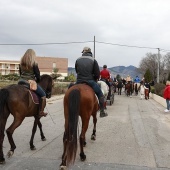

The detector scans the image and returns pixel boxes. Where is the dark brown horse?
[60,84,99,170]
[0,74,53,164]
[125,82,133,96]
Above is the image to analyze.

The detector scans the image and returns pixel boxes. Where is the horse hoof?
[83,141,86,147]
[7,150,14,158]
[42,137,46,141]
[81,155,86,161]
[30,146,36,150]
[0,159,5,164]
[80,153,86,161]
[60,165,67,170]
[91,134,96,140]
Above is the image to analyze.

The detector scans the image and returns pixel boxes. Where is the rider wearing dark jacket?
[75,47,108,117]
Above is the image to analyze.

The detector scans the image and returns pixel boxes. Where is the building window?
[53,62,56,68]
[15,64,19,70]
[6,64,10,69]
[2,64,5,69]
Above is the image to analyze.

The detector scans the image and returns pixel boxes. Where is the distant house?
[0,56,68,80]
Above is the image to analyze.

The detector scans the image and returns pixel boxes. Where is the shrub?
[52,83,69,95]
[0,81,68,95]
[150,86,155,93]
[154,83,165,97]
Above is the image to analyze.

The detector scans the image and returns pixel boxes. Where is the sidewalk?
[46,94,65,103]
[2,93,170,170]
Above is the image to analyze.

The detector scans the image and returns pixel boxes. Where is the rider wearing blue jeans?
[18,49,47,117]
[75,47,107,117]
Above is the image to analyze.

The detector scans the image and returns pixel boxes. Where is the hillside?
[68,65,142,80]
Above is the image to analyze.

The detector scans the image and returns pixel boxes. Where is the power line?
[95,41,158,50]
[0,40,170,52]
[159,48,170,53]
[0,41,93,46]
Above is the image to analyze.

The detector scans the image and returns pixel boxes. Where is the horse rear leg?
[60,132,67,169]
[91,113,97,140]
[6,117,24,158]
[79,118,90,161]
[0,114,9,164]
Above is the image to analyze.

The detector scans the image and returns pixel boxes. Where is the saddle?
[100,78,107,83]
[18,80,39,104]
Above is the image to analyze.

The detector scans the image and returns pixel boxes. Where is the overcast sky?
[0,0,170,68]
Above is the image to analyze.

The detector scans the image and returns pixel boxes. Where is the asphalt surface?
[1,91,170,170]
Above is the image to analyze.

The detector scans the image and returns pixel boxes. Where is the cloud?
[0,0,170,68]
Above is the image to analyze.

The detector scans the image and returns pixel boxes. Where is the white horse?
[97,80,109,100]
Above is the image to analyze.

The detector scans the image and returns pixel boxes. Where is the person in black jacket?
[75,47,107,117]
[144,81,151,99]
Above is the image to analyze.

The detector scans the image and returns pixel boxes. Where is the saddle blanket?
[29,90,39,104]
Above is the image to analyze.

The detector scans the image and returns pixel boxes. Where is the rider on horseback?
[19,49,48,117]
[75,47,108,117]
[100,65,111,99]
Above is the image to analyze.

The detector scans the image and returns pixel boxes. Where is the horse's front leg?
[6,118,24,158]
[30,117,39,150]
[37,119,46,141]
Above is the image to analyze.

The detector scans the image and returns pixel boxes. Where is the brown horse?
[145,89,149,99]
[125,82,133,96]
[60,84,99,170]
[0,74,53,164]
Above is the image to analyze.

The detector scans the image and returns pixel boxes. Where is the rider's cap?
[103,65,107,68]
[82,47,91,53]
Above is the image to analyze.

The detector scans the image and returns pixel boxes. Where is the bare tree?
[139,53,158,83]
[163,52,170,71]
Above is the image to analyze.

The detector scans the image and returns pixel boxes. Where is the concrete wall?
[150,93,166,108]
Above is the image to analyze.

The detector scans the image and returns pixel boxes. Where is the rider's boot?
[99,96,108,117]
[39,96,48,117]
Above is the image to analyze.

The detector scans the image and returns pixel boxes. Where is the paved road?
[1,92,170,170]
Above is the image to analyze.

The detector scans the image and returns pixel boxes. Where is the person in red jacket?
[164,80,170,112]
[100,65,111,99]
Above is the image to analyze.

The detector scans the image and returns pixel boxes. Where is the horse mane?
[40,74,50,80]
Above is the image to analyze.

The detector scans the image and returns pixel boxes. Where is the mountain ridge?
[68,65,142,79]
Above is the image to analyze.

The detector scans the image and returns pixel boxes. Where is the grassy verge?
[0,81,69,95]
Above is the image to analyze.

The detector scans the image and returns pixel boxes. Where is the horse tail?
[0,88,9,114]
[66,88,80,166]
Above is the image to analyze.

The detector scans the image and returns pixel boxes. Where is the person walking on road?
[163,80,170,112]
[75,47,108,117]
[139,81,145,100]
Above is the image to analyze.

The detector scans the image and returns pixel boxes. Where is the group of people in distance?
[18,46,170,120]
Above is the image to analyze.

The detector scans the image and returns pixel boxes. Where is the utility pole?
[157,48,160,83]
[94,36,95,58]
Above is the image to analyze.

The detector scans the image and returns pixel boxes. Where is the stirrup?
[39,112,48,117]
[100,110,108,117]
